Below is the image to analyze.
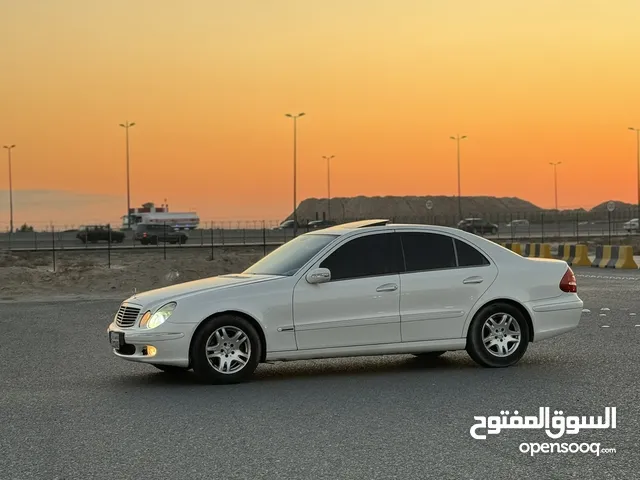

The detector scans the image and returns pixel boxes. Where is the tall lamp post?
[3,145,15,233]
[549,161,561,210]
[449,134,467,220]
[322,155,335,220]
[628,127,640,222]
[119,121,135,229]
[285,113,305,237]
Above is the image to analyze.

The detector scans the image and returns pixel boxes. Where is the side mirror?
[306,267,331,284]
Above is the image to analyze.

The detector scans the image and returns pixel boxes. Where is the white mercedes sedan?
[107,219,583,384]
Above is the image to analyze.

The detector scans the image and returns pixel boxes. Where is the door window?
[454,238,490,267]
[399,232,457,272]
[319,233,403,281]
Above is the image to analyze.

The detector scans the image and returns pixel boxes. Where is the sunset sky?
[1,0,640,228]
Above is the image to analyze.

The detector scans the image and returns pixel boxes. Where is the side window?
[399,232,456,272]
[455,239,490,267]
[319,233,403,281]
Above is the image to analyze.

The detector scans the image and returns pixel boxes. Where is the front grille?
[115,305,141,328]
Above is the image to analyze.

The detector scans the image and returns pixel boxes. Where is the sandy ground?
[0,247,273,302]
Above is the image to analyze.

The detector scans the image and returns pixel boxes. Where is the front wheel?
[466,302,530,368]
[190,315,261,384]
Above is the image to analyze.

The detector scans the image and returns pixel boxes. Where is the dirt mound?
[291,195,541,222]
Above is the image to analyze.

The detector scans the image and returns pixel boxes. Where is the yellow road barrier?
[591,245,638,269]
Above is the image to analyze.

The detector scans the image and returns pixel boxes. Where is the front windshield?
[243,233,338,276]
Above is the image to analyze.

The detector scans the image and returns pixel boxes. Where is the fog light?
[145,346,157,357]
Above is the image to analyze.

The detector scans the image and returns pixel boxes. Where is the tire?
[466,302,530,368]
[190,315,261,384]
[153,364,189,374]
[413,351,446,359]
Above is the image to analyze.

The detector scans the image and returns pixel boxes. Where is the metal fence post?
[541,212,545,243]
[576,211,580,244]
[163,221,167,260]
[262,222,266,256]
[210,227,214,259]
[51,224,56,272]
[108,225,112,268]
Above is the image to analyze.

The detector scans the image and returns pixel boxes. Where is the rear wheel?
[190,315,261,384]
[466,302,530,368]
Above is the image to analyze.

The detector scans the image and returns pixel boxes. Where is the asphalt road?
[0,224,634,251]
[1,268,638,479]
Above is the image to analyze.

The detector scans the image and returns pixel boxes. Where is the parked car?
[107,219,583,384]
[134,223,188,245]
[457,218,498,235]
[307,219,337,229]
[76,225,125,244]
[271,219,300,230]
[623,218,638,233]
[505,219,530,228]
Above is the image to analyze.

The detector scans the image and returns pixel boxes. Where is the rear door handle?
[463,276,484,284]
[376,283,398,292]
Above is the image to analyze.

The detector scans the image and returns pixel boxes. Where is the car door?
[397,230,498,342]
[292,231,404,350]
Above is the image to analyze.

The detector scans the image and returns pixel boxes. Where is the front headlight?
[139,302,177,329]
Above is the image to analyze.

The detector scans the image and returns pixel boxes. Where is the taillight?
[560,267,577,293]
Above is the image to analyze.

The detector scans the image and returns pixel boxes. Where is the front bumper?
[107,321,195,368]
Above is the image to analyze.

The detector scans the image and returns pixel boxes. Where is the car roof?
[307,218,516,252]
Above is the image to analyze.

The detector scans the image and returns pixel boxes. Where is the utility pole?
[119,121,135,229]
[285,113,305,236]
[449,134,467,220]
[322,155,335,220]
[549,162,561,210]
[3,145,15,233]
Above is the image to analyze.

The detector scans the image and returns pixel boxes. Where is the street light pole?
[3,144,15,233]
[549,161,561,210]
[628,127,640,222]
[285,113,305,236]
[322,155,335,220]
[119,121,135,229]
[449,134,467,220]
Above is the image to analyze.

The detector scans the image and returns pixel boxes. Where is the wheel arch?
[188,310,268,367]
[466,298,534,342]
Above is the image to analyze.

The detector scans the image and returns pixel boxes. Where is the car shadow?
[109,349,568,388]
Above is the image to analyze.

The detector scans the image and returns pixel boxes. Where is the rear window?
[455,239,490,267]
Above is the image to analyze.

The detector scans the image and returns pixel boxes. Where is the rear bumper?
[527,296,584,342]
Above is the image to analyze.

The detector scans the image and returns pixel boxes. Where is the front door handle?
[376,283,398,292]
[463,276,484,284]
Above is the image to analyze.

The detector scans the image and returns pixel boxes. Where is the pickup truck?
[76,225,125,244]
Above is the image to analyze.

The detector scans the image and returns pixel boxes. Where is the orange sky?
[1,0,640,228]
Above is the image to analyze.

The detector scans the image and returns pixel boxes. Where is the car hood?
[124,273,283,306]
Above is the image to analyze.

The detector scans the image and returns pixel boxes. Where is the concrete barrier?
[557,244,591,266]
[522,243,552,258]
[591,245,639,269]
[500,243,522,255]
